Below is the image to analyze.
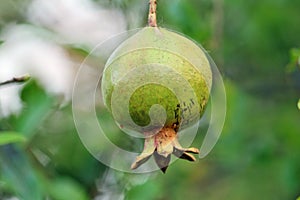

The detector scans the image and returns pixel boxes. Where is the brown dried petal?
[131,137,156,170]
[154,151,171,173]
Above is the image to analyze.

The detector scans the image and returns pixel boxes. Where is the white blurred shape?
[1,0,127,117]
[0,25,74,117]
[27,0,127,46]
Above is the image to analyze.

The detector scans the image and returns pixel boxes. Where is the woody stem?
[0,74,30,87]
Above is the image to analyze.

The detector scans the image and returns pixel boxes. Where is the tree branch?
[0,74,31,87]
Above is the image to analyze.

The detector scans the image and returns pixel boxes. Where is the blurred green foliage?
[287,48,300,73]
[0,0,300,200]
[0,132,26,146]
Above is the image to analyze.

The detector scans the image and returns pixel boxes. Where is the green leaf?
[0,147,44,200]
[48,178,89,200]
[297,99,300,110]
[11,80,54,139]
[287,48,300,72]
[64,44,90,57]
[0,132,26,146]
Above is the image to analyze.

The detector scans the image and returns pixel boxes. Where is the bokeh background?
[0,0,299,199]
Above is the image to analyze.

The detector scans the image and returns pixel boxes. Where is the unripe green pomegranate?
[102,26,212,172]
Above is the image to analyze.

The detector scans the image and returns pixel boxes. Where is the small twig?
[148,0,157,27]
[0,74,31,87]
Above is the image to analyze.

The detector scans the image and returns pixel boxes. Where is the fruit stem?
[148,0,157,27]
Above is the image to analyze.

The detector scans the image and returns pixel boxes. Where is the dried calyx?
[131,125,199,173]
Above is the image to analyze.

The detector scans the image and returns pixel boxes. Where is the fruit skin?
[101,27,212,172]
[102,27,212,130]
